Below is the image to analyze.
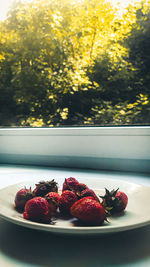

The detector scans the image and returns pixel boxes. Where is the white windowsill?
[0,126,150,173]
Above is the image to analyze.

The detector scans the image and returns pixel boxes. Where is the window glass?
[0,0,150,127]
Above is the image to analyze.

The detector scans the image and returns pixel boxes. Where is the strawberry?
[45,192,60,213]
[15,187,33,210]
[70,197,106,225]
[33,179,58,197]
[80,189,100,202]
[100,188,128,213]
[62,177,79,192]
[75,183,89,198]
[77,183,89,192]
[59,190,78,214]
[115,191,128,212]
[23,197,51,223]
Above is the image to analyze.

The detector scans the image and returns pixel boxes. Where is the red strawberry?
[80,189,100,202]
[115,191,128,212]
[77,183,89,192]
[70,197,106,225]
[59,190,78,214]
[62,177,79,192]
[45,192,60,213]
[75,183,89,198]
[100,188,128,213]
[23,197,51,223]
[15,187,33,210]
[33,180,58,197]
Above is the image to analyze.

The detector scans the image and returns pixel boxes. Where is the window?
[0,0,150,127]
[0,1,150,173]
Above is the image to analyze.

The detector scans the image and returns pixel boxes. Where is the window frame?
[0,126,150,173]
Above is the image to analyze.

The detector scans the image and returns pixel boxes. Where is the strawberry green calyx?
[100,188,128,213]
[100,188,119,207]
[33,179,58,197]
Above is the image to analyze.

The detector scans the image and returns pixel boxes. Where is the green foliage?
[0,0,150,127]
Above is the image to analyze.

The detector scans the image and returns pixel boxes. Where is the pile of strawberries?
[14,177,128,225]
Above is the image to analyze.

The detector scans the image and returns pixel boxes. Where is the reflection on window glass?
[0,0,150,127]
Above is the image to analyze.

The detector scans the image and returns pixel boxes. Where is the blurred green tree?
[0,0,149,127]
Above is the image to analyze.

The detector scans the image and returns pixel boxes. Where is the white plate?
[0,178,150,234]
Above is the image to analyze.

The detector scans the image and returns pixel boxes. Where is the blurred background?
[0,0,150,127]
